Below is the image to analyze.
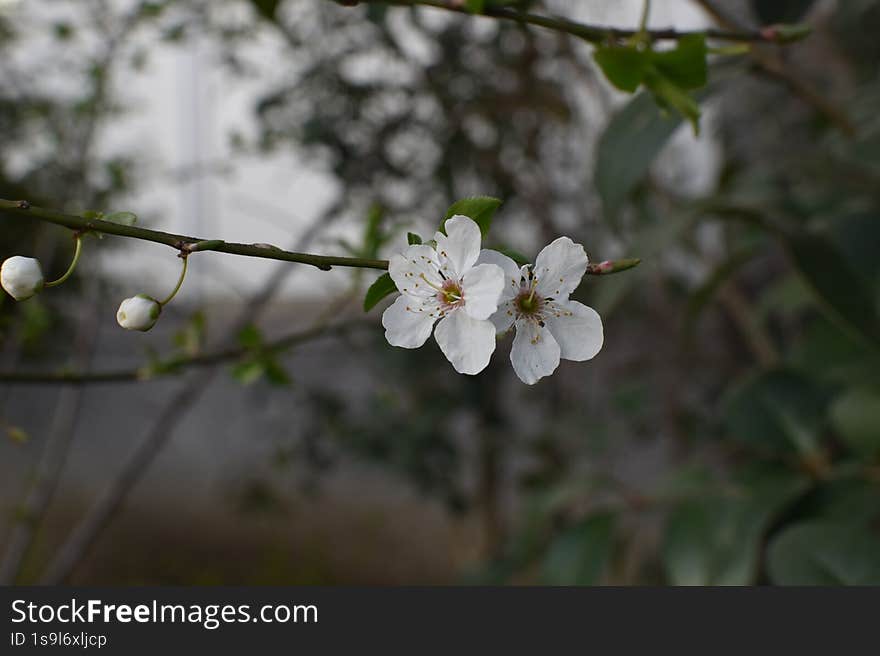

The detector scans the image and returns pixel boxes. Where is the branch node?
[16,200,30,210]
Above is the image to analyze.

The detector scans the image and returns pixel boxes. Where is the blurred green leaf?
[789,318,880,385]
[684,246,756,340]
[724,369,829,455]
[767,521,880,585]
[650,35,707,90]
[262,357,291,386]
[237,324,263,349]
[785,231,880,348]
[752,0,816,24]
[173,310,206,356]
[250,0,280,22]
[830,212,880,285]
[664,470,808,585]
[644,70,701,135]
[595,93,681,217]
[20,297,52,350]
[442,196,502,237]
[6,425,29,443]
[407,232,422,245]
[799,479,880,527]
[829,386,880,459]
[540,513,616,585]
[231,360,265,385]
[363,272,398,312]
[594,45,648,93]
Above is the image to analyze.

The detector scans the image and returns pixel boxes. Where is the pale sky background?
[3,0,718,303]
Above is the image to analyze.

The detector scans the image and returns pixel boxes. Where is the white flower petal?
[388,245,443,298]
[533,236,588,299]
[477,249,521,301]
[546,300,603,362]
[433,310,496,375]
[489,299,516,335]
[510,319,561,385]
[382,294,437,349]
[461,262,504,321]
[434,215,481,278]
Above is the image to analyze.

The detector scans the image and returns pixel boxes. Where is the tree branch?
[0,198,640,278]
[0,319,373,385]
[0,199,388,271]
[351,0,806,44]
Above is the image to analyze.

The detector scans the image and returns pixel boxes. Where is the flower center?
[515,289,543,317]
[437,279,464,309]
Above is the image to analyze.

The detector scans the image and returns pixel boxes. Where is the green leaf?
[250,0,280,22]
[173,310,206,356]
[103,211,137,226]
[540,513,616,585]
[262,357,291,386]
[788,317,880,385]
[802,479,880,528]
[650,34,707,90]
[644,69,702,135]
[230,360,265,385]
[464,0,485,13]
[785,231,880,348]
[752,0,815,24]
[363,272,398,312]
[595,92,681,216]
[6,425,29,443]
[442,196,502,237]
[767,521,880,585]
[663,470,808,585]
[593,45,648,93]
[407,232,423,245]
[829,387,880,459]
[724,369,829,455]
[237,324,263,349]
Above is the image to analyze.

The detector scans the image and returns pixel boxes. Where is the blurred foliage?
[1,0,879,585]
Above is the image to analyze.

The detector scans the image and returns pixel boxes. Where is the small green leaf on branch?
[364,272,398,312]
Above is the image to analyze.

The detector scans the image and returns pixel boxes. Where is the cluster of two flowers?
[382,215,603,384]
[2,215,603,384]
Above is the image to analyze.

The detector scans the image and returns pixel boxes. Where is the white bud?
[1,256,45,301]
[116,294,161,332]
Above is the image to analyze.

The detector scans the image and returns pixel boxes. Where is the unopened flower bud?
[1,256,45,300]
[116,294,161,331]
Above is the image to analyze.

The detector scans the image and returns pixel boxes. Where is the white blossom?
[116,294,162,332]
[382,215,505,374]
[1,256,44,301]
[478,237,603,384]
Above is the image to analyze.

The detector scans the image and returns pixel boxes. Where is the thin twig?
[692,0,855,135]
[0,199,387,271]
[357,0,801,44]
[0,320,373,385]
[0,198,640,278]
